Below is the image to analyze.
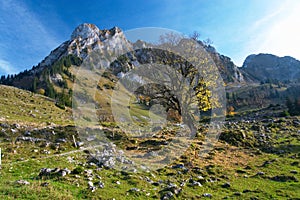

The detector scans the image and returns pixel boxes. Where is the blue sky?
[0,0,300,75]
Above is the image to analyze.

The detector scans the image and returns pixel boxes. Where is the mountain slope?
[241,53,300,82]
[0,84,73,125]
[1,24,299,114]
[0,23,249,113]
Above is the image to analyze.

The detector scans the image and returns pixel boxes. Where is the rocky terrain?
[0,84,299,199]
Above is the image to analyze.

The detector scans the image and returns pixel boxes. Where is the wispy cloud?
[256,1,300,59]
[0,59,17,75]
[243,0,300,62]
[0,0,60,73]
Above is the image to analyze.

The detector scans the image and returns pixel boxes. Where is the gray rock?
[88,181,94,187]
[0,123,10,128]
[256,171,265,176]
[39,168,71,177]
[15,180,30,185]
[41,150,51,154]
[24,131,31,136]
[233,192,242,196]
[39,168,54,176]
[56,138,67,143]
[60,168,71,177]
[41,182,49,187]
[76,141,84,147]
[89,186,97,192]
[161,191,174,200]
[191,180,202,187]
[203,193,212,198]
[84,169,93,177]
[172,164,184,169]
[128,188,140,193]
[97,181,105,188]
[144,151,159,158]
[17,136,46,143]
[270,175,298,182]
[290,170,298,174]
[222,182,231,188]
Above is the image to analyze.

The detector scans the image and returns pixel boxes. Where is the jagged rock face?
[39,23,132,68]
[207,50,246,84]
[241,53,300,82]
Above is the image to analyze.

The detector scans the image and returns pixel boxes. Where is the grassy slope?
[0,85,73,126]
[0,85,299,199]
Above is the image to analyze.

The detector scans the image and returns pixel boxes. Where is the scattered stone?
[145,176,153,184]
[270,175,298,182]
[144,151,159,158]
[41,150,51,154]
[203,193,212,198]
[261,160,276,167]
[172,164,184,169]
[40,142,51,148]
[128,188,140,193]
[191,180,202,187]
[17,136,45,143]
[24,131,31,136]
[290,170,298,174]
[87,181,96,192]
[59,168,71,177]
[39,168,71,177]
[233,192,242,196]
[244,165,252,170]
[15,180,30,185]
[222,182,231,188]
[76,141,84,147]
[0,123,10,128]
[41,182,49,187]
[11,129,18,133]
[161,191,174,200]
[236,169,247,174]
[89,186,97,192]
[13,123,20,129]
[84,169,93,177]
[56,138,67,143]
[152,182,161,186]
[180,181,186,187]
[39,168,54,176]
[97,181,105,188]
[88,181,94,187]
[116,181,121,185]
[256,171,265,176]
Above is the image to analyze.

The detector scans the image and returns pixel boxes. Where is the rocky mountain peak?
[39,24,129,68]
[71,23,100,40]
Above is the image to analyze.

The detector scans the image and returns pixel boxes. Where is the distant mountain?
[1,23,299,113]
[241,53,300,82]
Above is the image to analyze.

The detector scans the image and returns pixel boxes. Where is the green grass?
[0,84,299,199]
[0,85,73,126]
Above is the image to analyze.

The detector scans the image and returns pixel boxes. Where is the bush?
[72,166,84,174]
[280,110,290,117]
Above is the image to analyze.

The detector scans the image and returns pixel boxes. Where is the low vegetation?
[0,85,299,199]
